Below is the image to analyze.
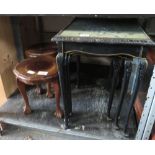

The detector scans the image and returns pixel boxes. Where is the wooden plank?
[0,16,17,73]
[0,16,17,106]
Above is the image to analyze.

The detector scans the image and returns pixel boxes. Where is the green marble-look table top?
[52,18,155,46]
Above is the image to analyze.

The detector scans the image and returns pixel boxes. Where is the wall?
[42,16,74,32]
[0,16,17,73]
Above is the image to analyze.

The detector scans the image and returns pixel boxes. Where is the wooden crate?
[0,65,17,106]
[0,16,18,106]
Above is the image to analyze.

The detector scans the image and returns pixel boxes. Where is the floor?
[0,63,153,140]
[0,78,137,140]
[0,125,88,140]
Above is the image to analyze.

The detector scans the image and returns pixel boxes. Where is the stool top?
[25,42,57,58]
[13,56,58,84]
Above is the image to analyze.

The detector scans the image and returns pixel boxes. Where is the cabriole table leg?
[56,53,69,129]
[115,60,132,129]
[107,58,122,120]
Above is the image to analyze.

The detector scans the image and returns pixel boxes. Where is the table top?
[52,18,155,46]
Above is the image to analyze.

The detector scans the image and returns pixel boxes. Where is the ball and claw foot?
[23,106,32,115]
[54,109,64,118]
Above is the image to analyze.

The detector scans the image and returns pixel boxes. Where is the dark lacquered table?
[51,18,155,135]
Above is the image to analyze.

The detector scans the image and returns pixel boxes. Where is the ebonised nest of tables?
[52,18,155,136]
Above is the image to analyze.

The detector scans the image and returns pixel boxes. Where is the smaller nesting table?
[13,56,63,118]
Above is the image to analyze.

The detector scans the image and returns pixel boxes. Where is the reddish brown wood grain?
[13,56,63,118]
[134,96,143,122]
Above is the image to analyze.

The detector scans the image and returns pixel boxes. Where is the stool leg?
[46,82,54,98]
[53,79,63,118]
[16,79,31,114]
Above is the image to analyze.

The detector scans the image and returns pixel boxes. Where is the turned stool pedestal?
[25,42,57,97]
[13,56,63,118]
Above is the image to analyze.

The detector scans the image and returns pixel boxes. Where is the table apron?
[59,42,149,57]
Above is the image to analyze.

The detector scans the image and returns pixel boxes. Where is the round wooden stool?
[25,42,57,97]
[13,56,63,118]
[25,42,57,58]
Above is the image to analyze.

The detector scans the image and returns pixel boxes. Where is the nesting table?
[52,18,155,134]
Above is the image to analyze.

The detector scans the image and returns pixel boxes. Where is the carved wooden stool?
[25,42,57,97]
[13,56,63,118]
[25,42,57,58]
